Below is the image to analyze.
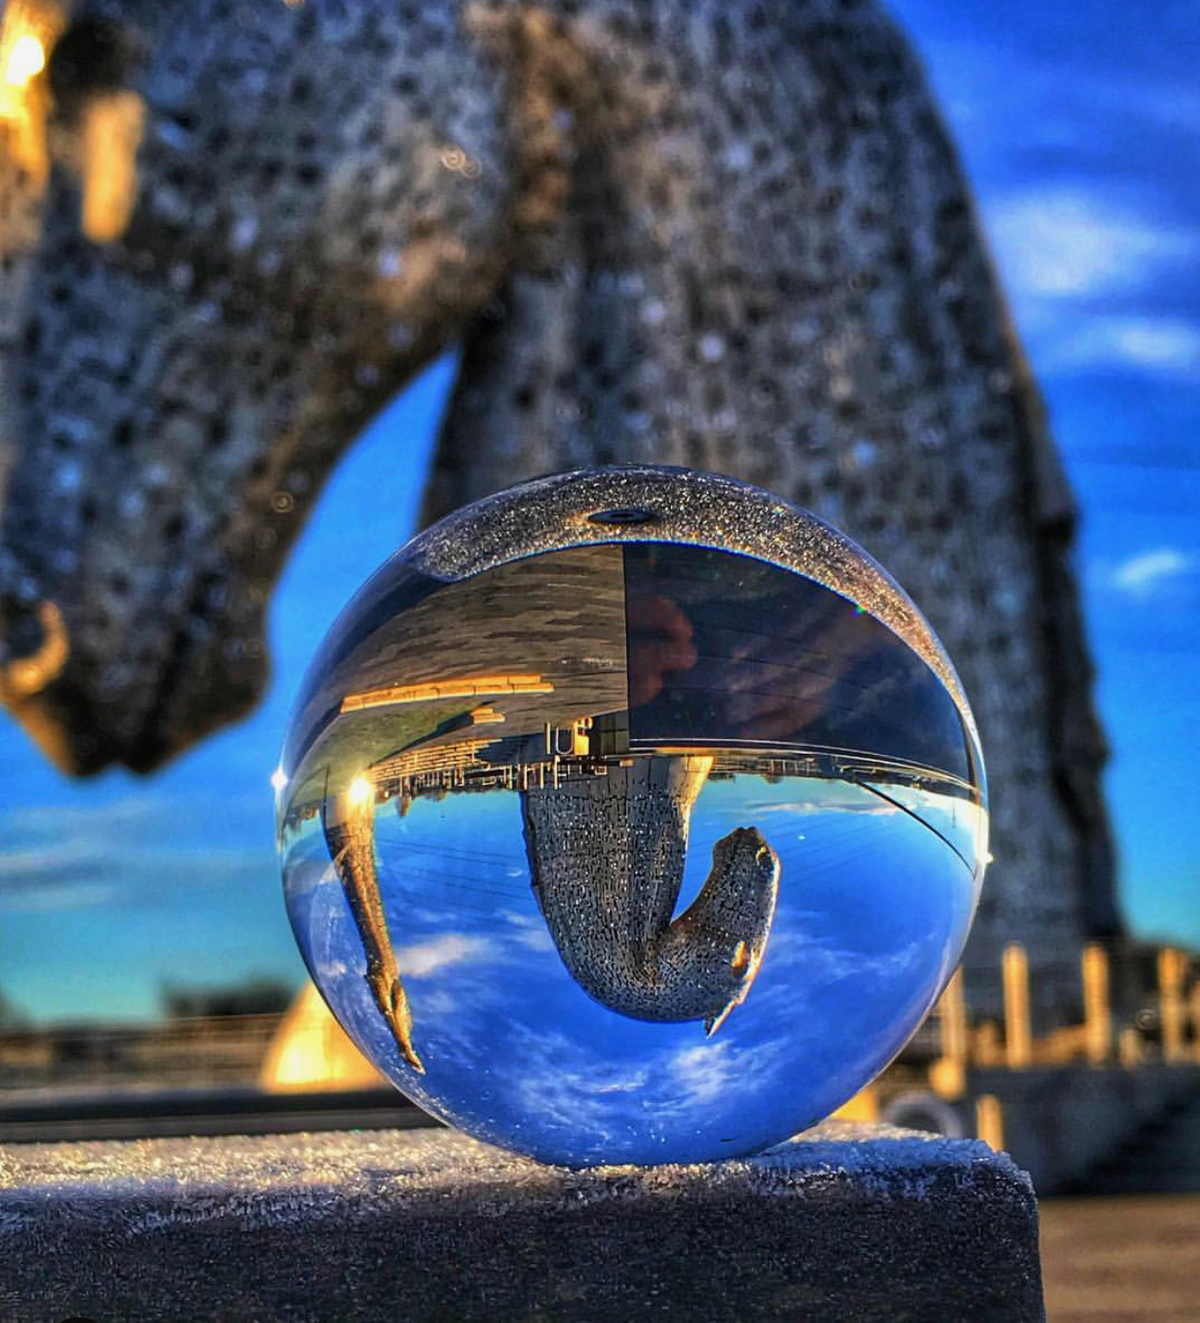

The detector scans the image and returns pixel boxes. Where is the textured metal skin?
[0,0,1115,1019]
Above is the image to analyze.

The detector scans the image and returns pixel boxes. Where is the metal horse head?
[0,0,1117,984]
[0,0,512,771]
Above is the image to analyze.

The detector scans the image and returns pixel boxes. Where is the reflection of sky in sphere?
[285,775,979,1166]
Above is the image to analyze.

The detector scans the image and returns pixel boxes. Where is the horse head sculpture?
[0,0,514,771]
[0,0,1119,1006]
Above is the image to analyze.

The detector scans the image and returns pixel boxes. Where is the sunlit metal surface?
[0,1,61,183]
[0,597,68,698]
[79,88,144,241]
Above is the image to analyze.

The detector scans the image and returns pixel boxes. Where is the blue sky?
[1,1,1197,1022]
[888,0,1200,947]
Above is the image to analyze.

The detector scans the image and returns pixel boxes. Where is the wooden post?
[1118,1026,1142,1068]
[1002,943,1032,1069]
[1082,942,1112,1065]
[976,1094,1005,1152]
[930,968,968,1099]
[1159,947,1188,1064]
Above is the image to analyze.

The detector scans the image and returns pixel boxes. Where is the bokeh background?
[0,0,1196,1030]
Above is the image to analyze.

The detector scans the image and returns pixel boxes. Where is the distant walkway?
[1041,1195,1200,1321]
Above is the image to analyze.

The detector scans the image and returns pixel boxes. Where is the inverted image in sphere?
[277,466,987,1166]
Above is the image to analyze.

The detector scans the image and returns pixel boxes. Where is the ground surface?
[0,1123,1043,1321]
[1041,1195,1200,1322]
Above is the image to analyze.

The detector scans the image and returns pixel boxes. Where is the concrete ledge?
[0,1122,1044,1322]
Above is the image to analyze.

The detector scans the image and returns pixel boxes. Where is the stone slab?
[0,1122,1044,1322]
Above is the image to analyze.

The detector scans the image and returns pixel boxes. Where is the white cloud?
[1112,547,1195,597]
[947,85,1200,379]
[0,880,122,913]
[987,186,1196,301]
[0,839,103,880]
[669,1041,741,1105]
[745,797,896,817]
[397,932,492,977]
[1047,315,1200,376]
[504,913,555,953]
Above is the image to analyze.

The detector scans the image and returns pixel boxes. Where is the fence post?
[930,967,968,1099]
[1003,943,1032,1069]
[976,1094,1005,1152]
[1159,947,1188,1064]
[1082,942,1111,1065]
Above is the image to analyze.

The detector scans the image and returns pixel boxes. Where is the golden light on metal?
[347,774,374,808]
[260,981,381,1093]
[340,673,554,714]
[4,32,45,86]
[0,1,64,185]
[930,967,968,1100]
[975,1094,1005,1153]
[830,1084,878,1124]
[0,2,143,240]
[1158,946,1188,1064]
[1,1,55,97]
[0,599,69,699]
[1118,1025,1142,1068]
[80,90,145,243]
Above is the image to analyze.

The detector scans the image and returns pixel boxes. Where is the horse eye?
[48,17,131,101]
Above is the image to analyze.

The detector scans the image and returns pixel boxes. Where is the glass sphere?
[277,466,987,1166]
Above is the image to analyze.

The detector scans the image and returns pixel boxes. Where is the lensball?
[277,466,987,1166]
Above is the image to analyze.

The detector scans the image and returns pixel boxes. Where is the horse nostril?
[0,597,70,699]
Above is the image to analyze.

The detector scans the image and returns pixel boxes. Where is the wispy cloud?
[1111,547,1195,598]
[1046,316,1200,377]
[912,28,1200,382]
[988,186,1196,301]
[981,187,1200,378]
[499,909,556,952]
[0,840,107,881]
[397,933,493,978]
[745,797,895,817]
[668,1040,746,1106]
[0,881,124,913]
[919,33,1200,151]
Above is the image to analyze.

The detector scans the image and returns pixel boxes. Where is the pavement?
[1040,1194,1200,1322]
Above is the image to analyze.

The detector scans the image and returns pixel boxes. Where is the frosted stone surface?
[0,1126,1045,1322]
